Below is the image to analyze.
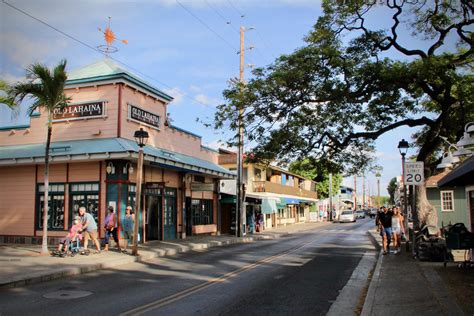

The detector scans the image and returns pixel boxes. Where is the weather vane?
[97,17,128,56]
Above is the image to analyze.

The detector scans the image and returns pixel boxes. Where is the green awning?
[262,198,278,214]
[220,197,236,204]
[276,198,286,209]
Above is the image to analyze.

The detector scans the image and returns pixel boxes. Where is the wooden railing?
[252,180,317,199]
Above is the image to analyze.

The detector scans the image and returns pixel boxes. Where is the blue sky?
[1,0,436,196]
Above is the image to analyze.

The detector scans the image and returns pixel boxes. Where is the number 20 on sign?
[404,162,424,185]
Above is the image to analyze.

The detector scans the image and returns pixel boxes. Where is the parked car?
[369,208,378,218]
[355,210,366,219]
[339,210,356,223]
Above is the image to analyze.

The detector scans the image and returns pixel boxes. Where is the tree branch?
[336,116,435,148]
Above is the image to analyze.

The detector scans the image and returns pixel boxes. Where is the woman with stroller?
[56,216,83,254]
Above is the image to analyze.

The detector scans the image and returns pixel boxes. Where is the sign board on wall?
[404,162,424,185]
[52,101,106,121]
[191,182,216,192]
[128,104,161,129]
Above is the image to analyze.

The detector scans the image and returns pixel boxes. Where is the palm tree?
[0,80,16,109]
[9,60,70,254]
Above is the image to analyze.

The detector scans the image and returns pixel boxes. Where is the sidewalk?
[362,229,471,315]
[0,221,331,288]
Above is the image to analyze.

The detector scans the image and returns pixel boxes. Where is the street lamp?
[132,128,149,256]
[398,139,409,250]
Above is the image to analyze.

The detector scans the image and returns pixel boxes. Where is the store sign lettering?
[129,104,160,129]
[53,102,105,120]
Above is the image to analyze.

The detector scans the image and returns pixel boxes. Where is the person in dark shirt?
[377,206,394,255]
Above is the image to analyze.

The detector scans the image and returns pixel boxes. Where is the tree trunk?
[41,118,52,255]
[416,183,438,228]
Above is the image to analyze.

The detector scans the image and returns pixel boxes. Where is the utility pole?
[362,174,366,210]
[353,175,357,210]
[329,173,333,221]
[236,26,245,237]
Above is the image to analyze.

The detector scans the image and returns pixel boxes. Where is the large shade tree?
[8,60,70,254]
[215,0,473,227]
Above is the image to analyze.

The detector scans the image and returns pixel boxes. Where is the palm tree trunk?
[41,119,52,255]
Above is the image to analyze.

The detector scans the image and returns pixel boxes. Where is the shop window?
[37,183,65,230]
[165,188,177,226]
[191,199,213,225]
[440,191,454,212]
[128,184,136,208]
[194,175,205,183]
[70,182,100,225]
[254,168,262,180]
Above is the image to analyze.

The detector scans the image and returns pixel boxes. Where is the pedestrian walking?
[104,206,122,252]
[377,206,394,255]
[79,206,101,254]
[121,206,134,253]
[391,207,405,254]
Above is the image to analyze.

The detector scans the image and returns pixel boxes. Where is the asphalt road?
[0,218,375,316]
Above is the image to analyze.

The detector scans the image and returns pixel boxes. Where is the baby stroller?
[51,237,82,257]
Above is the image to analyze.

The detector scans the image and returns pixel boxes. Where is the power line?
[226,0,245,18]
[224,0,277,62]
[1,0,217,109]
[204,0,240,34]
[175,0,238,52]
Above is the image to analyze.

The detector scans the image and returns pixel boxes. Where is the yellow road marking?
[120,238,317,316]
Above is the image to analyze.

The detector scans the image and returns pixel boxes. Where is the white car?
[355,210,366,219]
[339,210,356,223]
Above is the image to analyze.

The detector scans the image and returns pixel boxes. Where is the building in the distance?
[0,59,234,244]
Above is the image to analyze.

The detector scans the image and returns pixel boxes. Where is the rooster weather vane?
[97,17,128,56]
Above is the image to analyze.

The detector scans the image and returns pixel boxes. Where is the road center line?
[120,237,319,316]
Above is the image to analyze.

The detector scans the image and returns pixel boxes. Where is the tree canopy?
[214,0,473,175]
[288,158,343,199]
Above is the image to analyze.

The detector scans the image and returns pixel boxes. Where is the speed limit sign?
[404,162,424,185]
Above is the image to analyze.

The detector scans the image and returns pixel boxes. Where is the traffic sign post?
[404,162,424,185]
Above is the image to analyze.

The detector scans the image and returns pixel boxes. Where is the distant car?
[369,208,378,218]
[339,210,356,223]
[356,210,366,219]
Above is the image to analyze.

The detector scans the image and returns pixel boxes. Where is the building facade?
[0,59,234,244]
[218,149,318,234]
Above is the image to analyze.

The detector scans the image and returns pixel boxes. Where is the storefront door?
[164,189,177,240]
[146,195,162,241]
[470,191,474,232]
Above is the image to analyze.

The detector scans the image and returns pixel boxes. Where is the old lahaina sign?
[53,101,105,121]
[128,104,161,129]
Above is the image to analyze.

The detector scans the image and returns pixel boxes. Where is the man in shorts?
[377,206,394,255]
[79,206,101,254]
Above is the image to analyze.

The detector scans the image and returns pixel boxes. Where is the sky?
[1,0,438,196]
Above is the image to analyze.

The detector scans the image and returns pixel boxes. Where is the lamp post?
[398,139,409,250]
[132,128,149,256]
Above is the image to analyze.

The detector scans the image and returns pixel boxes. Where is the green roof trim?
[0,124,30,131]
[0,137,235,178]
[169,124,201,139]
[201,145,219,153]
[66,59,173,102]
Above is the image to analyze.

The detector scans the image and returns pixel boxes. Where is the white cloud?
[2,32,69,68]
[374,151,401,162]
[205,139,225,150]
[194,93,222,107]
[164,87,185,105]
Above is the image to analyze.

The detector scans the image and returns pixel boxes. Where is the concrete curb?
[360,230,382,316]
[0,233,286,289]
